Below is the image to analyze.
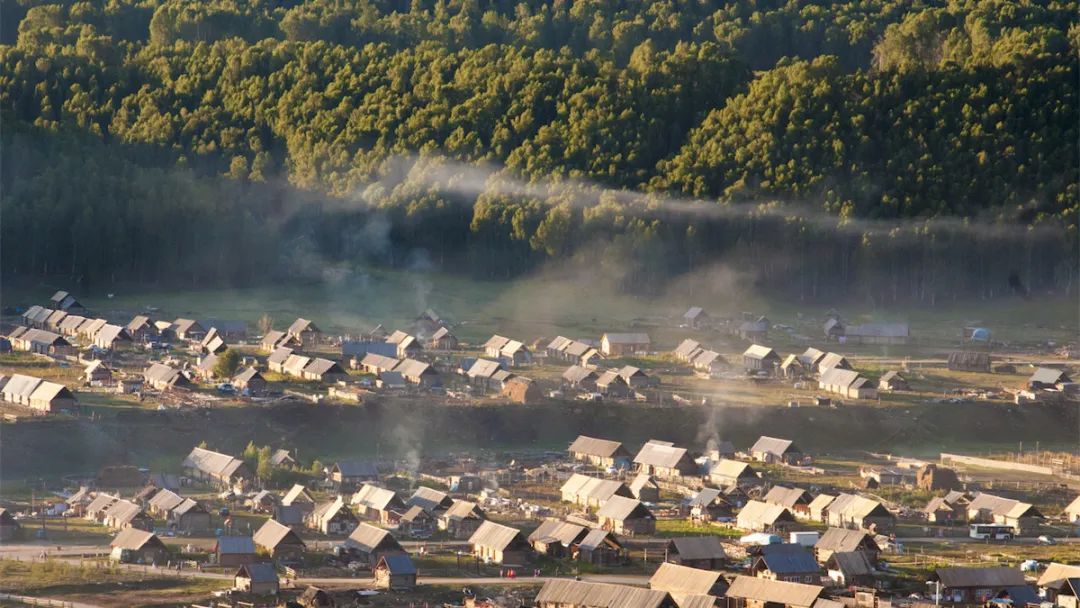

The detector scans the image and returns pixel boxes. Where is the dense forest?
[1,0,1077,301]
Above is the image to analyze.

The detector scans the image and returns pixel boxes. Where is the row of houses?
[0,373,78,413]
[355,352,441,386]
[266,347,349,383]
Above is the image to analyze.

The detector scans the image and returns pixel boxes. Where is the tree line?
[0,0,1076,302]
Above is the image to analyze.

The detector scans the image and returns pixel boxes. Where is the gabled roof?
[602,332,651,344]
[737,500,793,528]
[236,562,278,583]
[743,345,778,360]
[668,536,727,561]
[467,358,503,379]
[536,579,671,608]
[394,358,434,379]
[468,520,526,552]
[483,335,511,350]
[650,562,723,596]
[2,374,43,399]
[30,381,75,404]
[431,327,453,341]
[216,536,256,555]
[750,436,798,456]
[360,352,401,370]
[726,575,824,607]
[352,484,402,511]
[578,528,622,552]
[763,486,810,509]
[144,362,187,386]
[110,528,160,551]
[548,336,573,351]
[377,554,417,575]
[282,484,315,505]
[687,488,725,508]
[345,523,403,554]
[596,496,652,522]
[287,318,318,335]
[800,347,827,367]
[819,367,861,388]
[560,474,629,503]
[441,500,483,522]
[1030,367,1070,385]
[529,519,587,546]
[710,459,755,480]
[253,518,304,551]
[333,460,379,479]
[568,436,624,458]
[406,486,452,512]
[818,352,850,372]
[936,567,1026,589]
[267,347,294,365]
[1038,563,1080,588]
[757,543,819,574]
[183,447,245,479]
[827,551,876,577]
[674,339,702,358]
[148,489,186,513]
[303,357,345,376]
[815,528,875,553]
[634,441,690,469]
[233,367,264,384]
[563,365,599,383]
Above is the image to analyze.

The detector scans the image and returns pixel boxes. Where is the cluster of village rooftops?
[12,425,1079,608]
[7,292,1074,415]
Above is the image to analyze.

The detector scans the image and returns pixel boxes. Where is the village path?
[0,591,105,608]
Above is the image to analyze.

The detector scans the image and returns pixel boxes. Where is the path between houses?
[0,591,105,608]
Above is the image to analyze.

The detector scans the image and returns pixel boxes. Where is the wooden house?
[529,519,588,558]
[725,575,825,608]
[344,523,406,565]
[597,496,655,536]
[600,333,650,356]
[307,497,358,535]
[737,500,797,533]
[144,363,192,391]
[109,529,167,564]
[666,536,727,570]
[286,318,321,347]
[683,307,709,329]
[253,518,305,561]
[650,561,728,598]
[438,500,486,539]
[629,473,660,503]
[214,536,257,567]
[374,554,417,590]
[750,436,804,465]
[562,365,599,391]
[633,441,697,479]
[428,326,458,350]
[172,318,206,342]
[469,521,531,565]
[813,528,879,564]
[574,529,624,566]
[234,562,279,595]
[743,345,781,374]
[750,543,820,584]
[351,484,405,525]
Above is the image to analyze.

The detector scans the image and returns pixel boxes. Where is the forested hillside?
[1,0,1076,301]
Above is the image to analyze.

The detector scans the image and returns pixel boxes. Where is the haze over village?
[1,0,1079,607]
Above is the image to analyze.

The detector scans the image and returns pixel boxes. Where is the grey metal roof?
[406,486,451,512]
[237,562,278,583]
[216,536,256,555]
[750,436,797,456]
[377,554,416,575]
[596,496,652,522]
[726,575,823,607]
[468,520,526,552]
[110,528,159,551]
[345,523,403,554]
[758,544,820,575]
[253,518,304,550]
[568,436,624,458]
[649,562,723,596]
[536,579,671,608]
[668,536,726,561]
[815,528,875,553]
[827,551,876,576]
[936,567,1026,589]
[634,441,690,469]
